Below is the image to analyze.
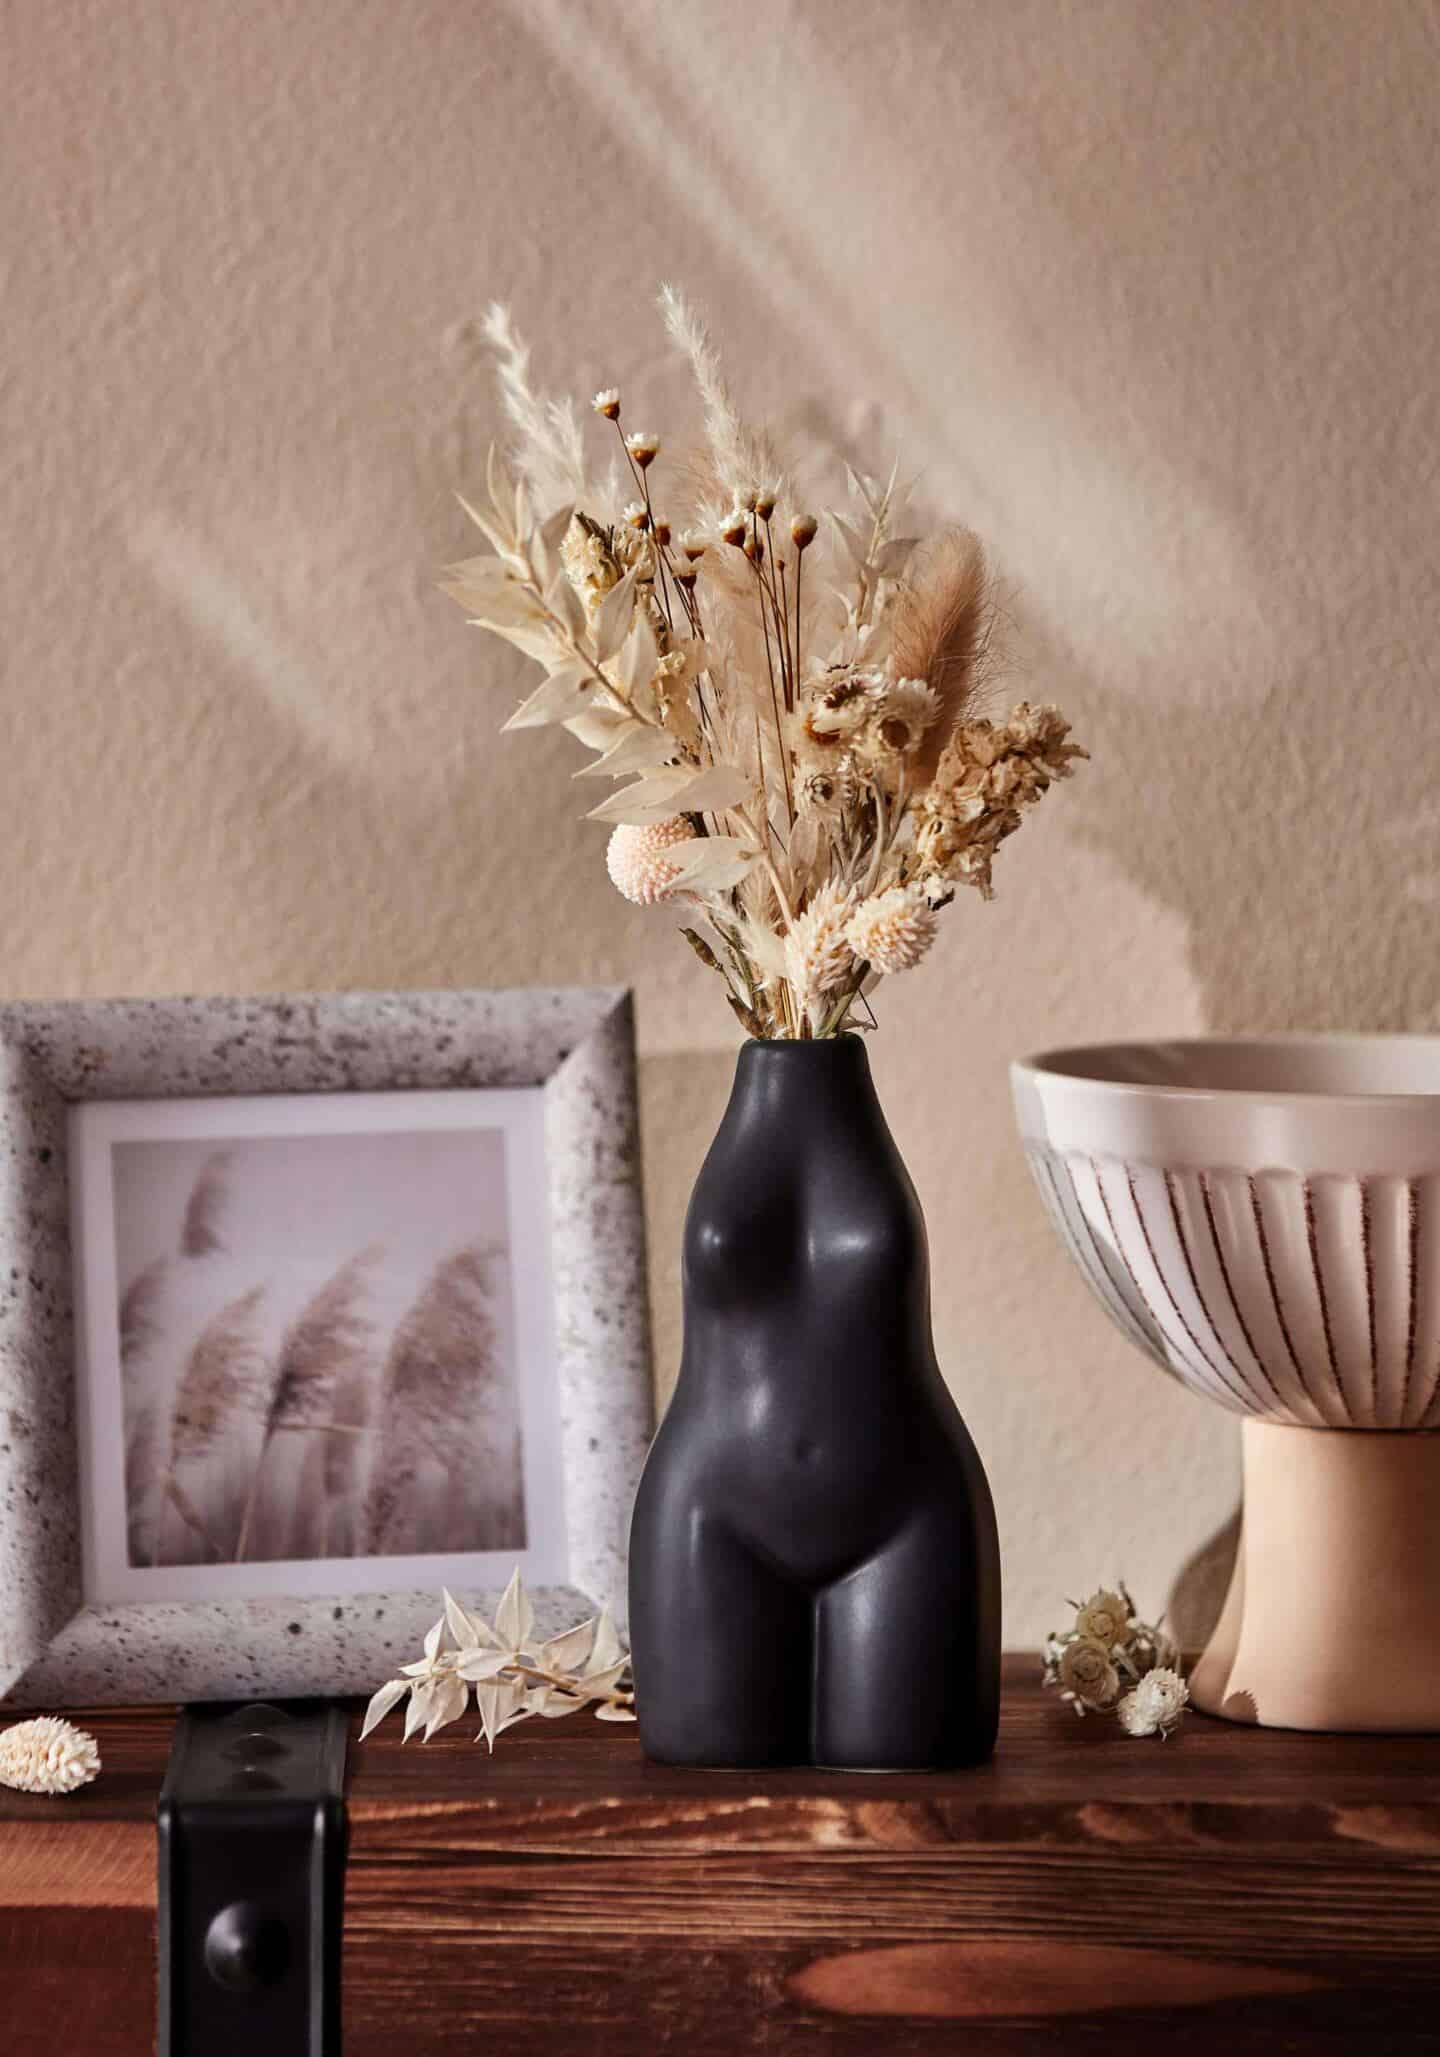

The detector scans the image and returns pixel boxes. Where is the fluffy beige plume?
[155,1284,268,1564]
[119,1258,168,1562]
[234,1248,379,1562]
[482,303,588,512]
[364,1245,522,1556]
[658,284,777,505]
[888,528,993,782]
[180,1150,232,1257]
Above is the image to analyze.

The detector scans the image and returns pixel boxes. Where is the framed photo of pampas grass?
[0,988,652,1705]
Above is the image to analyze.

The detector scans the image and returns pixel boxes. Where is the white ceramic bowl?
[1011,1036,1440,1431]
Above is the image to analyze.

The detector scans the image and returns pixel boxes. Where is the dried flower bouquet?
[443,290,1087,1038]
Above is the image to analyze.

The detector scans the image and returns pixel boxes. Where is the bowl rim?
[1011,1032,1440,1108]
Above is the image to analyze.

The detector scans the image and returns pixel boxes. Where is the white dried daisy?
[1117,1666,1189,1738]
[606,817,696,905]
[792,675,879,761]
[1074,1588,1130,1650]
[1057,1638,1120,1710]
[845,884,938,975]
[0,1716,101,1795]
[871,677,942,755]
[795,758,855,818]
[785,883,856,1017]
[622,501,651,531]
[592,387,621,418]
[624,431,660,468]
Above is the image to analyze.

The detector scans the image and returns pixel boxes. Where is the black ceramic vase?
[628,1035,1000,1769]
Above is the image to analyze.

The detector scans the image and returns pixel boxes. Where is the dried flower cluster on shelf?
[442,289,1087,1037]
[1042,1585,1189,1739]
[362,1571,634,1751]
[0,1716,101,1795]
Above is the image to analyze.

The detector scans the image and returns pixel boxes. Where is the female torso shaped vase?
[629,1036,1000,1768]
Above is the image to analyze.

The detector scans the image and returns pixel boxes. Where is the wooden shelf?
[4,1657,1440,2053]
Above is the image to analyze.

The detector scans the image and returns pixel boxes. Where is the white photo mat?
[0,988,653,1706]
[71,1087,570,1606]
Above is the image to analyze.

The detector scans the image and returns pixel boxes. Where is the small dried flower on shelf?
[362,1569,635,1751]
[1117,1667,1189,1738]
[0,1716,101,1795]
[1042,1582,1186,1737]
[444,287,1088,1039]
[1057,1637,1120,1710]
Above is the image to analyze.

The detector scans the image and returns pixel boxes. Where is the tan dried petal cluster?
[560,514,621,617]
[0,1716,101,1795]
[916,702,1088,901]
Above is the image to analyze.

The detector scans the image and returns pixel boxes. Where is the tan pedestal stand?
[1189,1419,1440,1731]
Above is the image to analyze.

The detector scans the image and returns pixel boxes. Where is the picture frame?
[0,987,654,1705]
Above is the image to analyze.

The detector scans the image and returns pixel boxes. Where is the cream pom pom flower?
[845,884,938,975]
[1074,1588,1131,1649]
[1057,1636,1121,1709]
[606,817,696,905]
[1117,1666,1189,1738]
[0,1716,101,1795]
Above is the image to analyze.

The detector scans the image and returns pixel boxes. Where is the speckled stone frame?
[0,987,654,1707]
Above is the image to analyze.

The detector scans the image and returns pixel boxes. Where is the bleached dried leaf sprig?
[1042,1584,1189,1739]
[0,1716,102,1795]
[362,1569,635,1751]
[442,289,1088,1040]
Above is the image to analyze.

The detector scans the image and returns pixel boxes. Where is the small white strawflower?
[606,817,696,905]
[0,1716,101,1795]
[592,388,621,418]
[1117,1666,1189,1738]
[795,759,855,819]
[871,677,942,756]
[845,884,939,975]
[1074,1588,1130,1649]
[624,430,660,468]
[785,883,856,1017]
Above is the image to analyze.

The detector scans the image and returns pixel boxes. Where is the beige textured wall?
[6,0,1437,1643]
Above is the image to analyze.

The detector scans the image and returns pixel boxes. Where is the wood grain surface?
[3,1659,1439,2054]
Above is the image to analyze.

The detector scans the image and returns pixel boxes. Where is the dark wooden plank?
[4,1662,1440,2054]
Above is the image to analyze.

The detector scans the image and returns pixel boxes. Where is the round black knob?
[203,1901,289,1991]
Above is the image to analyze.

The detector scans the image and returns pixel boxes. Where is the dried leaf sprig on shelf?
[0,1716,101,1794]
[441,290,1087,1039]
[362,1570,634,1751]
[1042,1585,1189,1739]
